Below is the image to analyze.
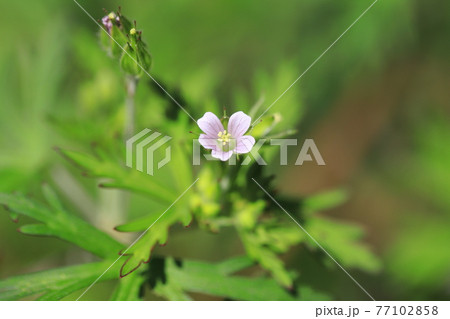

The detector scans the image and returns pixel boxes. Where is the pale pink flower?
[197,111,255,161]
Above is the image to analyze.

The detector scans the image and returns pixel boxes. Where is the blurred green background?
[0,0,449,300]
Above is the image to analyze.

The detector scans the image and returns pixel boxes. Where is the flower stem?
[95,76,138,242]
[124,75,138,139]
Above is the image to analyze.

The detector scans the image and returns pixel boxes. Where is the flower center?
[217,130,232,146]
[108,12,116,20]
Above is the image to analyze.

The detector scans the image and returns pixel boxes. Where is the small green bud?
[100,9,152,77]
[119,34,152,76]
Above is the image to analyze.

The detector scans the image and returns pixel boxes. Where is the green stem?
[96,76,139,241]
[124,76,138,139]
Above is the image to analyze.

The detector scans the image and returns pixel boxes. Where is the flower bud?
[100,11,126,58]
[119,28,152,76]
[99,9,152,76]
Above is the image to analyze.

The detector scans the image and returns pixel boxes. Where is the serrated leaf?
[240,230,294,287]
[115,213,160,232]
[0,188,123,259]
[119,200,193,277]
[0,261,120,301]
[116,128,195,276]
[255,225,304,252]
[57,148,178,204]
[306,217,381,273]
[164,258,297,301]
[234,198,301,287]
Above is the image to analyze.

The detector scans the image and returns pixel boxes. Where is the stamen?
[217,130,232,146]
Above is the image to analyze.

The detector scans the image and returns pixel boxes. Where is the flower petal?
[228,111,251,138]
[211,149,233,161]
[235,135,255,154]
[197,112,224,136]
[198,134,218,150]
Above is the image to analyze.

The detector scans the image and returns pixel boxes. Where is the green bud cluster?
[100,9,152,77]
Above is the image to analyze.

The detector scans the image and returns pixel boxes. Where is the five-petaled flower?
[197,111,255,161]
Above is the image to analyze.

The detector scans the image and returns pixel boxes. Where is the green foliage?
[56,148,177,203]
[100,10,152,77]
[0,185,123,258]
[235,199,303,287]
[0,18,68,192]
[154,257,298,301]
[0,253,329,301]
[0,261,120,301]
[306,217,381,273]
[303,189,349,216]
[117,207,191,277]
[0,4,385,301]
[120,32,152,76]
[111,270,145,301]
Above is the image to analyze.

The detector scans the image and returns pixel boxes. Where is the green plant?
[0,8,380,301]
